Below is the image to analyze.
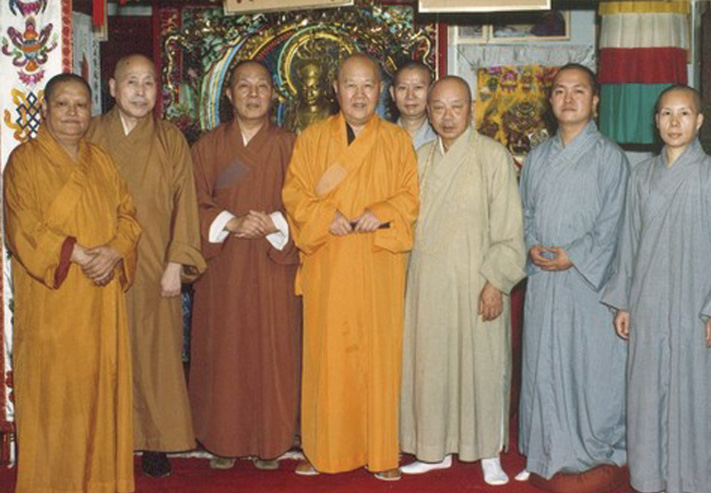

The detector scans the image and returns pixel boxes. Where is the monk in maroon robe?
[189,60,301,470]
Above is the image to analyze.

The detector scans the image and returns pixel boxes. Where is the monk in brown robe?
[4,73,141,493]
[282,54,419,481]
[189,60,301,470]
[86,54,205,478]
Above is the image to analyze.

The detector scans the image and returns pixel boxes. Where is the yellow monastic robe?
[282,113,419,473]
[87,107,205,452]
[4,127,141,493]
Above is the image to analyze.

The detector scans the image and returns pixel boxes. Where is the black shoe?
[142,451,172,478]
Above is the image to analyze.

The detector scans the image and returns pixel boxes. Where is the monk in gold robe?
[86,54,205,478]
[283,54,419,481]
[4,74,141,493]
[189,60,301,470]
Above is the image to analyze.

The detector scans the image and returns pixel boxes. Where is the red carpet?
[0,447,634,493]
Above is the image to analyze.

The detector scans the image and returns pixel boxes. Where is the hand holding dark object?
[329,210,353,236]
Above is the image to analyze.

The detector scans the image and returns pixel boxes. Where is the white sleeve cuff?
[266,211,289,251]
[209,210,236,243]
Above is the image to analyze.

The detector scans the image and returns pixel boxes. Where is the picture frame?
[451,10,570,44]
[224,0,354,14]
[419,0,550,14]
[491,10,570,42]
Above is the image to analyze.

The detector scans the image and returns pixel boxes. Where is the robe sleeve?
[479,149,526,294]
[3,150,73,289]
[519,154,541,277]
[701,291,711,321]
[106,163,142,292]
[601,173,641,312]
[192,136,234,261]
[367,134,419,254]
[282,132,339,255]
[266,134,300,266]
[563,147,629,291]
[166,131,207,282]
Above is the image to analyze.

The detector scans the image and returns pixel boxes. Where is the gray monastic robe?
[400,128,526,462]
[602,139,711,493]
[397,118,437,151]
[518,121,628,478]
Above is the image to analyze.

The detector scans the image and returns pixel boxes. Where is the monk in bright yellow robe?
[86,55,205,477]
[4,74,141,493]
[282,54,419,479]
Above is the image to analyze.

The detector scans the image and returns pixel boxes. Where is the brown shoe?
[295,459,319,476]
[374,468,401,481]
[253,458,280,470]
[210,456,237,470]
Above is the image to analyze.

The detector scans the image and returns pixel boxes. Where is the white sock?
[515,469,531,481]
[481,457,509,486]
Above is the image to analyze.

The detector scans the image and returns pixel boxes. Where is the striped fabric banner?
[599,47,687,84]
[598,0,690,144]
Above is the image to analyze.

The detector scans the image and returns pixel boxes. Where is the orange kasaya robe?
[87,107,205,452]
[282,112,419,473]
[4,126,141,493]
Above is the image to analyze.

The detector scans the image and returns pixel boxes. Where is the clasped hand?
[529,245,573,271]
[329,210,381,236]
[71,244,121,286]
[228,210,278,239]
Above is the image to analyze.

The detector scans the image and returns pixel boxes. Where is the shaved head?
[110,53,158,122]
[429,76,472,104]
[229,60,273,88]
[428,76,473,149]
[394,61,432,86]
[336,53,381,84]
[656,85,703,114]
[113,54,156,79]
[333,53,382,131]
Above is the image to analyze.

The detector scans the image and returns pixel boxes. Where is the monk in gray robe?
[517,64,628,480]
[390,61,436,151]
[602,85,711,493]
[400,76,525,486]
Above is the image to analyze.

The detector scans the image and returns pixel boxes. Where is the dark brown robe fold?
[190,119,301,458]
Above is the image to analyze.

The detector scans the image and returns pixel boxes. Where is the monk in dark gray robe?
[602,85,711,493]
[518,65,628,480]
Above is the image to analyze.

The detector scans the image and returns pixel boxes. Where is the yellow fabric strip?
[599,1,690,15]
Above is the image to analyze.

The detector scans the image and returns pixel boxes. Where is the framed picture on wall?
[224,0,354,14]
[455,24,488,44]
[452,10,569,44]
[419,0,550,13]
[491,10,570,41]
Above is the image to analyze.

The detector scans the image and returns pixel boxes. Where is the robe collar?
[229,118,272,150]
[37,125,91,166]
[548,119,600,168]
[107,105,155,136]
[435,126,473,157]
[660,137,706,169]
